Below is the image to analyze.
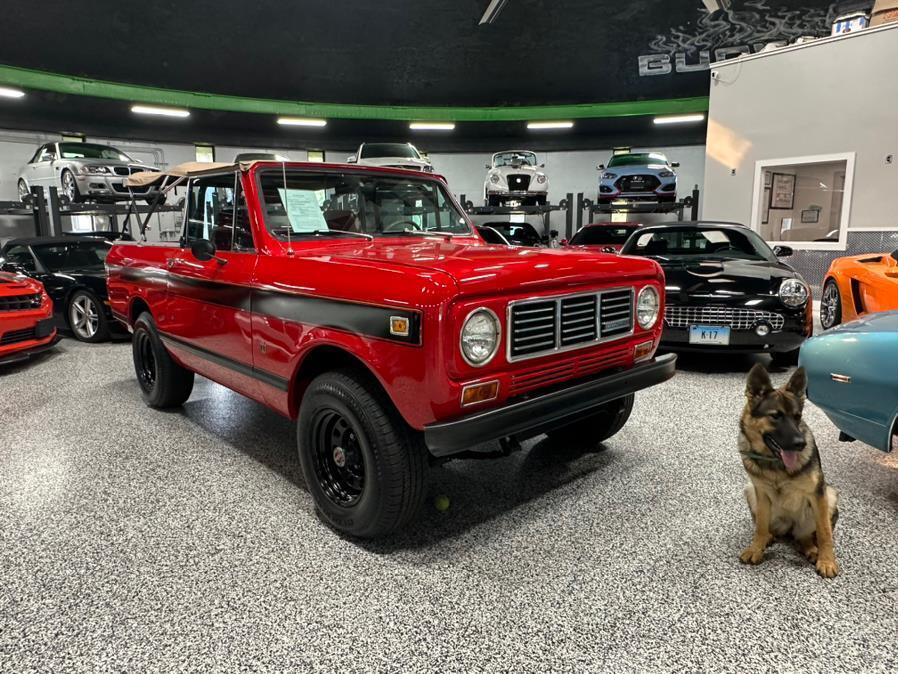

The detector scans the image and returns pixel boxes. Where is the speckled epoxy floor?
[2,338,898,672]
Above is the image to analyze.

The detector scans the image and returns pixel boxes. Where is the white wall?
[703,23,898,244]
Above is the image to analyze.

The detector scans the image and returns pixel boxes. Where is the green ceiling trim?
[0,64,709,122]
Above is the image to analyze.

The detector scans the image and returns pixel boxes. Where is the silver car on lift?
[17,142,163,204]
[483,150,548,207]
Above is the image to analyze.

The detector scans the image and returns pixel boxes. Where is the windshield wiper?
[387,229,455,240]
[306,230,373,241]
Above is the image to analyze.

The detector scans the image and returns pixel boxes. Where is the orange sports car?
[820,249,898,329]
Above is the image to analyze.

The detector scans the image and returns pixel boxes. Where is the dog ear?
[746,363,773,399]
[784,366,807,400]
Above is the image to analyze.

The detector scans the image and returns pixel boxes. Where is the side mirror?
[773,245,793,257]
[670,161,680,168]
[602,246,616,254]
[540,163,545,168]
[346,155,357,163]
[0,261,24,273]
[597,164,605,170]
[190,238,225,264]
[484,163,491,169]
[549,229,559,238]
[560,239,569,247]
[176,195,186,209]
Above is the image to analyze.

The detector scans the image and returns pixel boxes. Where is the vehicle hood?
[603,165,674,177]
[657,258,798,301]
[318,238,661,298]
[357,157,431,170]
[0,271,42,296]
[63,157,157,169]
[827,309,898,335]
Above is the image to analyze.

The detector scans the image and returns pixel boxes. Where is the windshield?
[493,152,537,168]
[258,170,470,239]
[31,240,111,271]
[481,222,541,246]
[58,143,132,162]
[359,143,419,159]
[621,227,775,262]
[607,153,668,168]
[571,225,639,245]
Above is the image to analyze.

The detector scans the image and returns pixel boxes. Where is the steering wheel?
[382,220,423,233]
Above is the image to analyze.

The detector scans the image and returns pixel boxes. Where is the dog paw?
[739,546,765,565]
[801,545,818,562]
[816,557,840,578]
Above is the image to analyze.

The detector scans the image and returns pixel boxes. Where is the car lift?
[457,192,574,239]
[574,185,701,234]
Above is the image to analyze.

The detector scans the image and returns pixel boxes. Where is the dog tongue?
[780,450,801,471]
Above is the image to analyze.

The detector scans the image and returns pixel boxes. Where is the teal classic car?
[800,310,898,452]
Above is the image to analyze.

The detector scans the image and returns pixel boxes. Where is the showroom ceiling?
[0,0,846,147]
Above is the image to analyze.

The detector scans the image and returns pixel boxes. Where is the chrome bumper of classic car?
[423,353,676,456]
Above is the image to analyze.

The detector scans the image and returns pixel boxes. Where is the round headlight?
[536,174,547,184]
[636,286,660,330]
[489,174,500,184]
[460,308,500,366]
[779,278,809,308]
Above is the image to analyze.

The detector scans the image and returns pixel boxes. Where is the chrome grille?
[664,305,785,331]
[0,293,41,312]
[508,288,634,362]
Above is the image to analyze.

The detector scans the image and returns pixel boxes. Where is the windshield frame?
[359,143,420,160]
[30,239,112,272]
[492,151,538,168]
[571,225,640,246]
[620,226,777,262]
[254,167,473,241]
[607,153,669,168]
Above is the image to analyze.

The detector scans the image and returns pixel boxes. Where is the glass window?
[184,175,237,250]
[359,143,419,159]
[195,144,215,163]
[37,145,57,162]
[492,151,537,167]
[480,222,541,246]
[754,157,850,244]
[307,150,325,163]
[608,153,669,168]
[3,245,37,272]
[58,143,132,161]
[571,225,640,245]
[31,240,111,272]
[257,170,470,239]
[622,227,775,262]
[233,179,254,251]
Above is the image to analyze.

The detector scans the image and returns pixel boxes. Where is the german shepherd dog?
[739,364,840,577]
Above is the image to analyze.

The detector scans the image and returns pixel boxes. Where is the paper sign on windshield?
[278,188,328,233]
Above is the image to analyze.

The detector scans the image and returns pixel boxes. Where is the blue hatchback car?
[800,310,898,452]
[597,152,678,204]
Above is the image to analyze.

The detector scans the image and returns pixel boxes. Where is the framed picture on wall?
[762,187,771,224]
[801,209,819,223]
[770,172,795,209]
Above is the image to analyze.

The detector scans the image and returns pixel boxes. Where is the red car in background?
[568,221,646,253]
[0,272,59,366]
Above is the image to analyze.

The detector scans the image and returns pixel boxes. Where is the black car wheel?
[771,348,800,367]
[132,312,194,408]
[145,193,167,206]
[67,289,110,342]
[545,393,635,447]
[61,169,82,203]
[820,278,842,330]
[297,370,426,538]
[487,195,501,207]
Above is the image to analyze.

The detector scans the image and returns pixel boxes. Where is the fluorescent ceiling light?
[131,104,190,118]
[277,117,327,127]
[479,0,510,25]
[0,86,25,99]
[527,121,574,130]
[653,114,705,125]
[409,122,455,131]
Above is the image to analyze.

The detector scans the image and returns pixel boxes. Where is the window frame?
[749,152,855,252]
[181,171,253,253]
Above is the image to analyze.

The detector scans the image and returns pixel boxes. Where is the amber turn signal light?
[461,380,500,406]
[390,316,410,337]
[634,340,654,363]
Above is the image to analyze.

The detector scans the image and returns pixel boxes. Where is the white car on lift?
[483,150,548,207]
[347,142,434,172]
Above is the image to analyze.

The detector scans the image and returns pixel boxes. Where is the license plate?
[689,325,730,345]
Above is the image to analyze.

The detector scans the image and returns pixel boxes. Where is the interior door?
[161,172,260,397]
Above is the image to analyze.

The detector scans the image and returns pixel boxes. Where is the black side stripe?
[119,267,420,344]
[159,332,289,391]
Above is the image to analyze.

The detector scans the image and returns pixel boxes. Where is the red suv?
[107,162,674,537]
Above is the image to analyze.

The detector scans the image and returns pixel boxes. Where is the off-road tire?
[132,311,194,408]
[297,370,427,538]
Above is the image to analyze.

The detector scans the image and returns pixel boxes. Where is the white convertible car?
[483,150,548,207]
[347,142,433,172]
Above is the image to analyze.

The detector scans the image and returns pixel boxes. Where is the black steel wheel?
[545,393,635,447]
[820,278,842,330]
[297,370,427,538]
[132,312,194,408]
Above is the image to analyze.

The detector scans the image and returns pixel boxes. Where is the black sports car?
[620,222,813,364]
[475,221,558,247]
[0,236,119,342]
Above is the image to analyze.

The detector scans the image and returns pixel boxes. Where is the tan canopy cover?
[125,161,246,188]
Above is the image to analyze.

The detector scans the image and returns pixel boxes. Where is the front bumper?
[424,353,676,456]
[661,311,810,353]
[0,318,60,366]
[75,173,161,201]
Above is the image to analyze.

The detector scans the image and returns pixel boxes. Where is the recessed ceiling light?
[0,86,25,99]
[131,104,190,118]
[653,114,705,125]
[409,122,455,131]
[277,117,328,127]
[527,121,574,130]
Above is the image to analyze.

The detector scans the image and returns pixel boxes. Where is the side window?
[233,178,254,251]
[4,246,37,272]
[183,174,237,251]
[38,145,56,162]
